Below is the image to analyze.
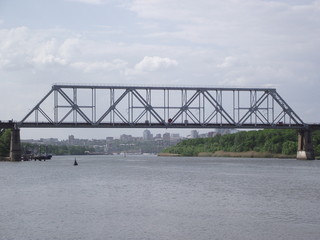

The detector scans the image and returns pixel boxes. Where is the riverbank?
[198,151,295,158]
[158,152,182,157]
[158,151,295,158]
[161,129,320,159]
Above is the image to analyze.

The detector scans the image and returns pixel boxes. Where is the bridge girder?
[19,84,306,129]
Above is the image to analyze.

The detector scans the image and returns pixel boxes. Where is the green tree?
[0,129,11,157]
[282,141,297,155]
[162,129,302,157]
[312,130,320,157]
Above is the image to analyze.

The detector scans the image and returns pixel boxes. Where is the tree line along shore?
[1,129,320,159]
[160,129,320,159]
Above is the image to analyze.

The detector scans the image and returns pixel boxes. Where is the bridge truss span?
[19,84,305,129]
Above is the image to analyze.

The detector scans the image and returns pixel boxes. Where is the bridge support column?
[297,129,315,160]
[10,127,21,161]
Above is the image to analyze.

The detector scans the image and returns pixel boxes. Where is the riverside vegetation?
[0,129,11,158]
[1,129,320,158]
[161,129,320,158]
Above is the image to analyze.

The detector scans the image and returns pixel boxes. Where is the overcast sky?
[1,0,319,140]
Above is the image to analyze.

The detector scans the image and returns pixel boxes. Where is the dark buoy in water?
[74,158,78,166]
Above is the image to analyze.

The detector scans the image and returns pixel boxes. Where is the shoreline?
[158,151,296,158]
[0,157,11,161]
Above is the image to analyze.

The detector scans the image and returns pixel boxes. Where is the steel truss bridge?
[18,84,306,129]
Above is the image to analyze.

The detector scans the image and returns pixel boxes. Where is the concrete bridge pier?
[297,129,315,160]
[10,127,21,161]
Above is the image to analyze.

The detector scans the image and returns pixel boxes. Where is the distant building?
[143,129,153,141]
[154,133,162,139]
[106,137,114,142]
[170,133,180,141]
[68,135,75,145]
[190,130,199,139]
[207,132,216,138]
[39,138,59,144]
[120,134,133,142]
[163,132,170,141]
[199,133,207,138]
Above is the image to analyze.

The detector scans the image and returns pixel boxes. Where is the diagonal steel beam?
[58,108,73,124]
[20,89,54,124]
[171,90,201,123]
[131,89,165,124]
[186,109,200,124]
[204,109,219,124]
[114,108,129,124]
[202,90,236,125]
[37,107,54,124]
[238,91,269,124]
[254,109,270,124]
[57,88,92,124]
[269,90,305,125]
[96,89,130,124]
[133,109,147,124]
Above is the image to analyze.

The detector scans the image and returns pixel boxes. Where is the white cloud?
[71,59,128,72]
[32,40,67,66]
[0,27,181,81]
[0,27,28,50]
[0,28,73,69]
[66,0,108,4]
[130,0,195,21]
[0,27,33,70]
[59,38,81,60]
[129,0,320,47]
[129,0,320,87]
[217,56,237,69]
[133,56,178,73]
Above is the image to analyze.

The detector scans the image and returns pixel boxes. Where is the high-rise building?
[68,135,75,145]
[120,134,133,142]
[190,130,199,139]
[163,132,170,141]
[155,133,162,139]
[143,129,153,141]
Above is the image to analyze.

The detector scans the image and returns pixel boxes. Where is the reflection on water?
[1,155,320,240]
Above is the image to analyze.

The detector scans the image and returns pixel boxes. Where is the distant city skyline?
[21,129,231,155]
[21,128,231,141]
[21,128,235,155]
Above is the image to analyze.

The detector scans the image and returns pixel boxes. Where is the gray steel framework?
[19,84,306,129]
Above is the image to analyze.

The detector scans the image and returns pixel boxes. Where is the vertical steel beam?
[92,88,96,123]
[73,88,77,123]
[54,88,58,123]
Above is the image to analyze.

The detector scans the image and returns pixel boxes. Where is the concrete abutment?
[10,127,21,161]
[297,129,315,160]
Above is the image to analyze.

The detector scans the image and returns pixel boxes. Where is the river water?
[1,155,320,240]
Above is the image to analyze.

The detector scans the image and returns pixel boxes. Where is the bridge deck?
[309,124,320,130]
[18,122,307,129]
[0,121,15,129]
